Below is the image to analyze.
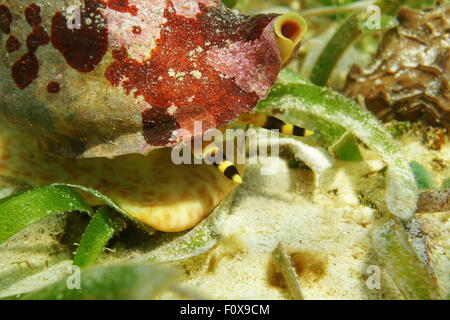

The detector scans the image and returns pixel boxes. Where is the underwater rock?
[344,5,450,131]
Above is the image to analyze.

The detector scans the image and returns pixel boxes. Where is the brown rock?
[344,5,450,131]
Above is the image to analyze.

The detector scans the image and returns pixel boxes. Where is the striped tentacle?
[192,132,243,184]
[238,112,314,137]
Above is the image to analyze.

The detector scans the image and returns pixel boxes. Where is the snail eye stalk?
[274,13,307,64]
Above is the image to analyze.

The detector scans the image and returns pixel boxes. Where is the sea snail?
[0,0,309,231]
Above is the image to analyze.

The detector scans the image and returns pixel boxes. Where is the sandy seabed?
[0,129,448,300]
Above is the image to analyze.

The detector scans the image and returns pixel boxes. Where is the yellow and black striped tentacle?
[238,112,314,137]
[213,152,242,184]
[194,143,243,184]
[207,146,243,184]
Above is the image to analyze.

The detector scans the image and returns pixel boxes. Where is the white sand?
[0,131,448,299]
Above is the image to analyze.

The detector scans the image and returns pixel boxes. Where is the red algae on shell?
[0,0,285,157]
